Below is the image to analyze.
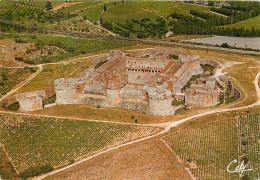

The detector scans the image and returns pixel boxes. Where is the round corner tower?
[144,86,175,116]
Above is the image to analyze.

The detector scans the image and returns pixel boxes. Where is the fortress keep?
[54,48,211,116]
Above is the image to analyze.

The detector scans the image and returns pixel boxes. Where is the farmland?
[0,34,132,65]
[0,113,161,176]
[46,138,192,180]
[222,15,260,30]
[163,110,259,180]
[0,67,36,98]
[128,1,210,17]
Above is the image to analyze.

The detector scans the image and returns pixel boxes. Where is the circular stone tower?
[144,86,175,116]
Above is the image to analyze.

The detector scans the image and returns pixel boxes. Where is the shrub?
[31,35,37,39]
[169,54,178,60]
[241,156,249,164]
[241,140,247,145]
[97,105,100,108]
[15,57,24,61]
[242,174,249,180]
[221,43,231,48]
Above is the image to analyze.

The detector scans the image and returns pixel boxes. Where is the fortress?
[53,48,220,116]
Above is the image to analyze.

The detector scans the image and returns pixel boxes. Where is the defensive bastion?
[54,48,213,116]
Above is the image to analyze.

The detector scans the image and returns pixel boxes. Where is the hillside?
[222,15,260,30]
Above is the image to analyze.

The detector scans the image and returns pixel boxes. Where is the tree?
[45,1,52,10]
[104,4,107,11]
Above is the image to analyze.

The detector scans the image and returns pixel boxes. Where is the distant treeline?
[102,1,260,38]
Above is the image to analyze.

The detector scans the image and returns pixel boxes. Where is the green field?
[79,1,115,23]
[0,113,161,175]
[0,67,36,98]
[58,1,102,13]
[223,15,260,30]
[103,3,158,23]
[163,112,260,180]
[128,1,210,17]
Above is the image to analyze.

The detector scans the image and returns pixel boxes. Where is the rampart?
[2,87,55,112]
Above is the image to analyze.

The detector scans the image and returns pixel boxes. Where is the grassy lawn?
[163,108,259,180]
[0,113,161,175]
[222,15,260,30]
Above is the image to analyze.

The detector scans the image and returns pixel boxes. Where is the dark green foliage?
[216,81,224,90]
[175,106,188,114]
[172,99,184,106]
[95,60,108,69]
[169,54,178,60]
[43,94,56,106]
[18,164,53,180]
[221,43,231,48]
[201,64,214,75]
[242,174,250,180]
[45,1,53,10]
[6,102,19,111]
[104,4,107,11]
[15,57,24,62]
[241,140,247,146]
[24,67,36,73]
[241,156,249,164]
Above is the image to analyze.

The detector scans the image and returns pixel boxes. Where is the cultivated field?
[223,15,260,30]
[45,138,192,180]
[0,34,132,65]
[0,67,36,98]
[0,113,161,175]
[128,1,210,17]
[163,109,259,180]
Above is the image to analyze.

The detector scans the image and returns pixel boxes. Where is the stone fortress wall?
[2,48,240,115]
[2,87,55,112]
[53,48,207,116]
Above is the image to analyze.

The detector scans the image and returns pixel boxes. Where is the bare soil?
[45,138,192,180]
[0,39,32,67]
[51,2,83,11]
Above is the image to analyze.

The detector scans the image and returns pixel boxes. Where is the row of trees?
[102,17,169,38]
